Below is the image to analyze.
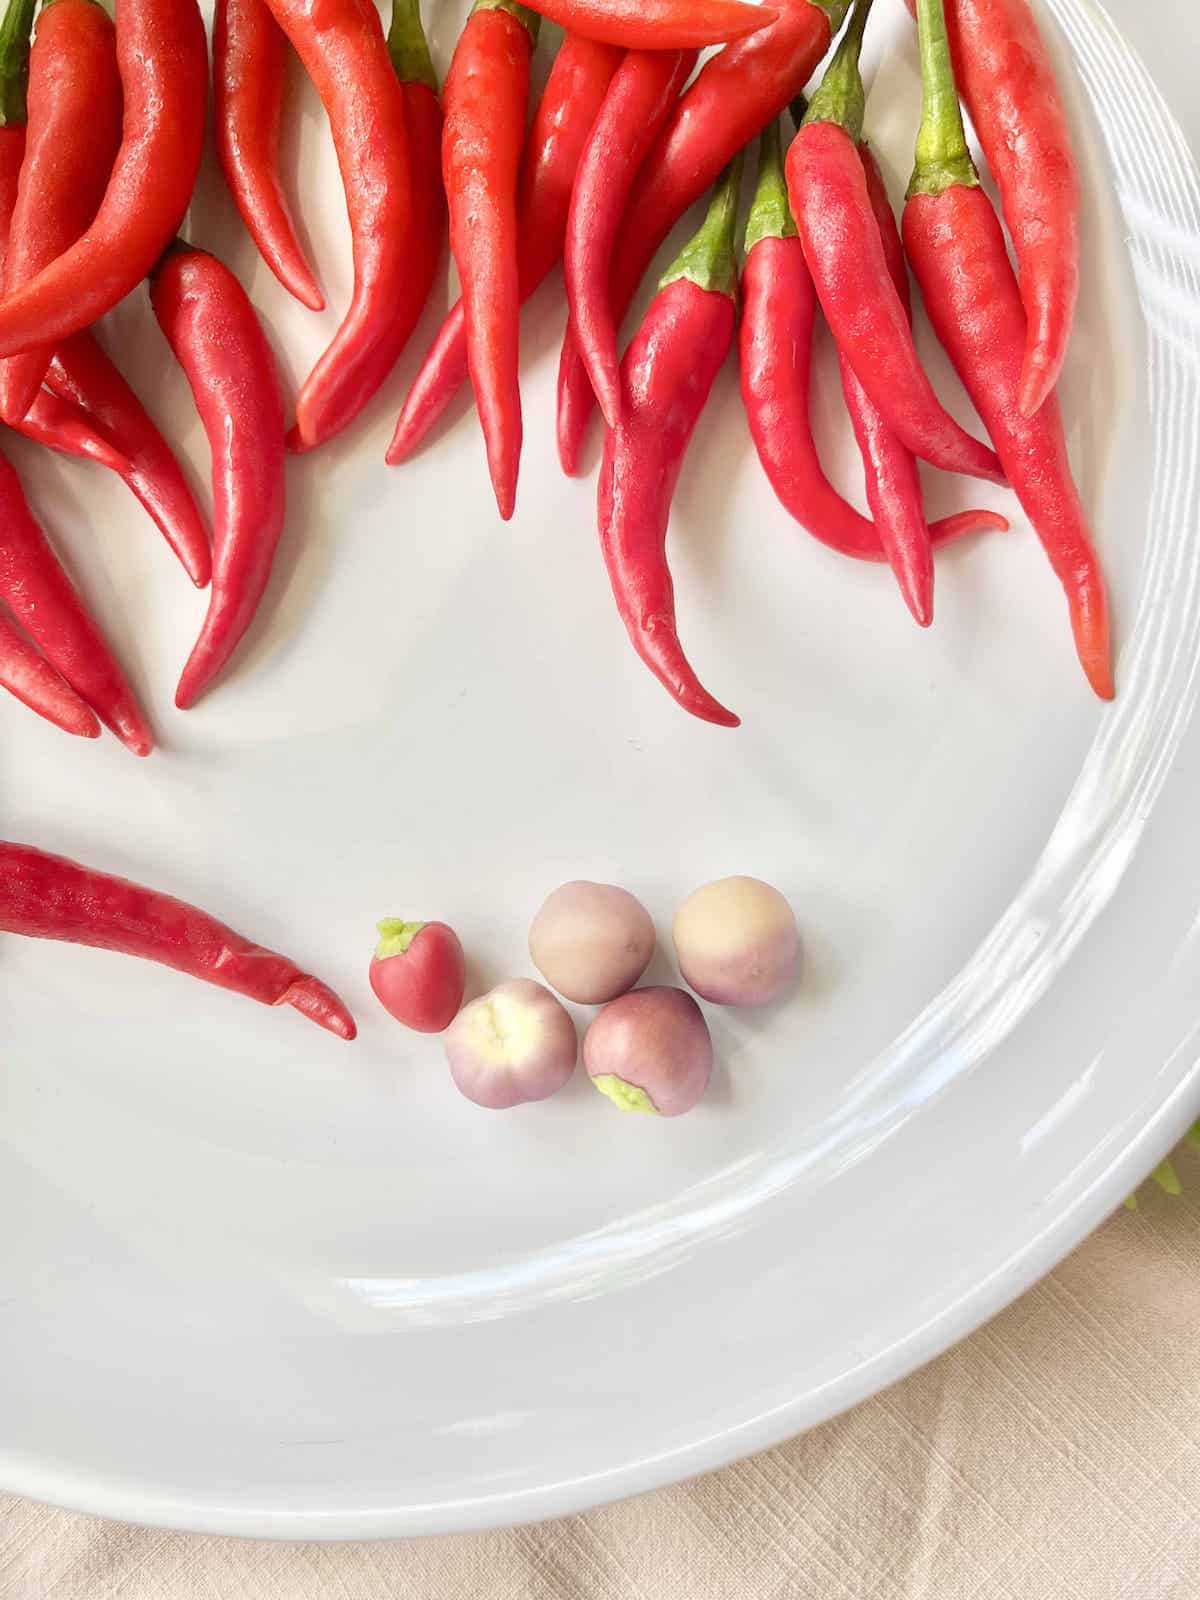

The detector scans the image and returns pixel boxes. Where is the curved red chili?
[0,841,357,1039]
[150,243,286,711]
[266,0,416,454]
[564,47,696,429]
[0,448,153,753]
[598,159,742,729]
[739,124,1005,579]
[14,387,127,473]
[0,0,208,358]
[0,0,122,420]
[47,332,212,588]
[442,0,539,520]
[214,0,324,313]
[387,32,620,465]
[556,0,846,475]
[522,0,771,48]
[903,0,1111,698]
[785,0,1001,486]
[0,610,100,737]
[903,0,1078,417]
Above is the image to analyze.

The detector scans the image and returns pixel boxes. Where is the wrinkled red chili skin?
[215,0,325,313]
[904,0,1078,416]
[739,234,1005,566]
[264,0,415,453]
[0,841,357,1038]
[521,0,771,49]
[557,0,833,474]
[387,32,619,465]
[0,0,123,419]
[150,245,286,711]
[442,7,534,521]
[837,145,932,624]
[0,0,208,358]
[599,277,738,729]
[785,119,1002,485]
[47,333,212,588]
[564,48,697,429]
[903,184,1112,699]
[0,611,101,737]
[0,449,153,754]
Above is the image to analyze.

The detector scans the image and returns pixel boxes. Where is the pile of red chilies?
[0,0,1106,1035]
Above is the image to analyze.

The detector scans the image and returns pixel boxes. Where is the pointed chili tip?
[683,693,740,728]
[283,977,358,1039]
[594,369,623,433]
[385,424,415,467]
[490,464,518,521]
[1084,654,1116,702]
[1017,360,1055,420]
[286,424,312,456]
[291,282,326,315]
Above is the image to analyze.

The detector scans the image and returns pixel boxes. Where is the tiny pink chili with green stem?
[597,156,743,729]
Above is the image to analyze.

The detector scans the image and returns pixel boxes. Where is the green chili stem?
[907,0,979,197]
[473,0,540,41]
[388,0,437,89]
[803,0,874,142]
[661,154,744,299]
[744,120,796,254]
[0,0,37,128]
[810,0,852,28]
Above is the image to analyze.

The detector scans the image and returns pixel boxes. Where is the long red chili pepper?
[150,243,286,710]
[387,31,620,465]
[0,611,100,736]
[599,158,743,729]
[46,333,212,588]
[739,121,1006,581]
[284,0,439,452]
[785,0,1001,487]
[521,0,771,48]
[903,0,1111,698]
[0,448,153,753]
[214,0,324,312]
[903,0,1078,417]
[0,0,123,420]
[442,0,539,521]
[0,841,357,1039]
[564,47,697,430]
[0,0,208,358]
[13,387,127,472]
[556,0,847,475]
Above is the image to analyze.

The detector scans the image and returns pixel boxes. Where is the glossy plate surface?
[4,0,1200,1538]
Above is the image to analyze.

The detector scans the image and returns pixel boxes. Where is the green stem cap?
[388,0,437,89]
[375,918,428,960]
[803,0,874,142]
[661,153,744,298]
[472,0,540,41]
[744,120,796,254]
[907,0,979,198]
[0,0,37,127]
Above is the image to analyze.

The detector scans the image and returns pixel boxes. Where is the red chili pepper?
[556,0,846,475]
[266,0,414,454]
[521,0,771,48]
[739,121,1006,583]
[0,611,100,736]
[785,0,1001,488]
[150,243,286,710]
[564,47,696,430]
[0,0,123,420]
[598,158,743,729]
[46,333,212,588]
[0,448,153,753]
[902,0,1111,698]
[0,0,207,358]
[214,0,324,313]
[13,387,127,472]
[442,1,539,521]
[387,31,620,465]
[0,841,357,1038]
[902,0,1078,417]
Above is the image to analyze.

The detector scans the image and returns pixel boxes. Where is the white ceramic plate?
[3,0,1200,1539]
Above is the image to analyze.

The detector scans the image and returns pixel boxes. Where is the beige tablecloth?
[4,1145,1200,1600]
